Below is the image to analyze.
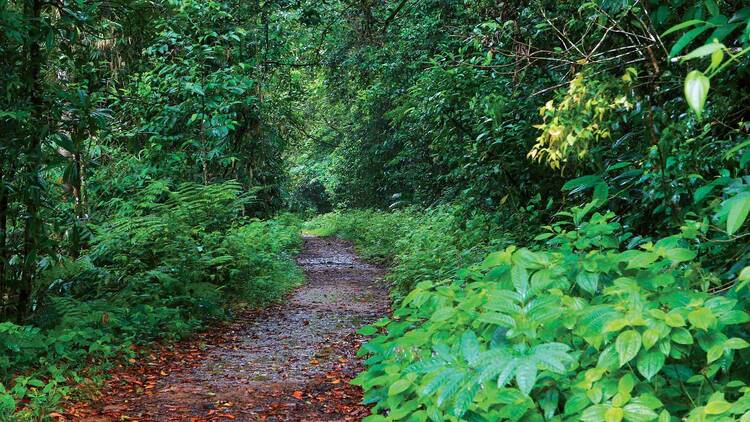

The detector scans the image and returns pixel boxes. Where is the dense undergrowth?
[306,207,525,300]
[310,204,750,421]
[0,181,302,419]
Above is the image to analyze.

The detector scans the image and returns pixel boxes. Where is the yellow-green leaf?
[605,406,624,422]
[642,328,661,350]
[665,312,685,327]
[705,400,732,415]
[688,307,716,331]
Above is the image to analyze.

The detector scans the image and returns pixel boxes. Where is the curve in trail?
[78,236,389,422]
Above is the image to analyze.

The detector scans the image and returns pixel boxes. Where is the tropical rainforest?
[2,0,750,420]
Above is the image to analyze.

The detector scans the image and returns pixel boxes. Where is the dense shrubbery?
[305,207,523,299]
[0,181,302,419]
[312,203,750,421]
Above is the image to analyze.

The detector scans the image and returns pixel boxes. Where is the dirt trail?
[75,236,388,421]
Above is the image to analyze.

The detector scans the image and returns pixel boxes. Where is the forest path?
[75,236,389,422]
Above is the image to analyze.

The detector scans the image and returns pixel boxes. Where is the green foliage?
[305,207,525,299]
[2,0,750,419]
[1,0,306,415]
[0,181,302,417]
[346,206,750,421]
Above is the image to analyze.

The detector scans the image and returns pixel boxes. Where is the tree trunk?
[18,0,44,323]
[0,159,8,320]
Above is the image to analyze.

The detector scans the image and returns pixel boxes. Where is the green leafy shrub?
[327,205,750,421]
[219,215,304,305]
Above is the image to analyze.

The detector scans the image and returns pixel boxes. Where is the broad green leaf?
[598,346,620,370]
[477,356,511,383]
[709,48,724,72]
[671,328,694,345]
[437,372,465,406]
[563,175,603,192]
[431,307,455,322]
[406,358,444,374]
[587,385,603,404]
[616,330,642,367]
[388,379,411,396]
[663,248,696,263]
[662,19,707,37]
[604,318,629,333]
[681,42,725,61]
[539,389,559,420]
[621,251,659,269]
[623,403,659,421]
[576,271,599,294]
[511,265,529,298]
[357,325,378,335]
[670,25,712,57]
[707,344,724,363]
[593,182,609,204]
[476,312,516,327]
[581,405,609,422]
[664,312,686,327]
[421,370,455,396]
[497,358,517,387]
[612,392,631,408]
[705,0,719,16]
[739,266,750,281]
[452,382,479,417]
[694,183,717,203]
[565,393,591,415]
[637,351,665,381]
[727,192,750,235]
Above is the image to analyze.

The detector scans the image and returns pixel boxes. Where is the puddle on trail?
[80,236,389,422]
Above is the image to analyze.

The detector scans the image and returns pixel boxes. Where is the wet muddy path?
[74,236,389,421]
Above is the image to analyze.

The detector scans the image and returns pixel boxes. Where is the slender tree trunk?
[18,0,44,323]
[200,76,209,185]
[69,148,82,258]
[0,158,8,320]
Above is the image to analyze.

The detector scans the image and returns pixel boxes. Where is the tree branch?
[381,0,410,33]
